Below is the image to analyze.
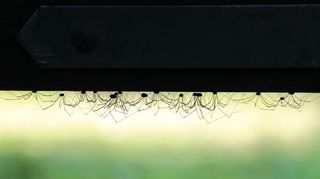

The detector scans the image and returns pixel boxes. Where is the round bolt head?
[71,25,97,53]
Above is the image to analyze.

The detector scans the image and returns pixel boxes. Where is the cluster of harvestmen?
[0,91,316,123]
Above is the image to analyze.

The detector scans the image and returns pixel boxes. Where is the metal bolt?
[71,25,97,53]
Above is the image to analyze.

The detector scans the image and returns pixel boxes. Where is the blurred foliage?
[0,135,320,179]
[0,95,319,179]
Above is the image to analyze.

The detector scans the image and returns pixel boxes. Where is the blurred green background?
[0,92,320,179]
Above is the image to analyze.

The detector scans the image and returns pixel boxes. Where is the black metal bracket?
[18,5,320,69]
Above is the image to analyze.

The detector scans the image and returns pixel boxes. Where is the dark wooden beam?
[1,1,320,92]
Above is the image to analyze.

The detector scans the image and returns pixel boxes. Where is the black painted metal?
[0,0,320,92]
